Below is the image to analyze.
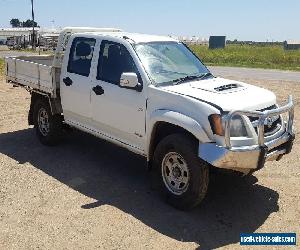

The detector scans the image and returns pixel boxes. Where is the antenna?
[51,20,55,29]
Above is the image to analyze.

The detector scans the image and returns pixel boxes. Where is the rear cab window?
[67,37,96,77]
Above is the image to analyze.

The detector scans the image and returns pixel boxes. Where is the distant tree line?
[10,18,39,28]
[227,39,283,46]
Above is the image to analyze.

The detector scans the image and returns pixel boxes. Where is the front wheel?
[152,133,209,210]
[33,98,63,146]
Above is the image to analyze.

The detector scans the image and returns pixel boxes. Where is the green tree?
[22,19,39,28]
[10,18,21,27]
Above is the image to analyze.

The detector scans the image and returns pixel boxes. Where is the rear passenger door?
[61,37,96,126]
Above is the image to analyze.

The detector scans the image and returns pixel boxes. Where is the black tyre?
[33,98,62,146]
[152,133,209,210]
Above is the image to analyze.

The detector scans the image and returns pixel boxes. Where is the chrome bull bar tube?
[199,95,294,171]
[224,95,294,149]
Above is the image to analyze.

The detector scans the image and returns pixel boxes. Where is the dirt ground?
[0,74,299,249]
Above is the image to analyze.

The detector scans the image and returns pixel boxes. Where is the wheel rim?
[38,108,50,136]
[161,152,190,195]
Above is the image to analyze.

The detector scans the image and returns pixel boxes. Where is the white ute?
[5,27,295,210]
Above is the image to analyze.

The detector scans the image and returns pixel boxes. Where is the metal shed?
[283,41,300,50]
[209,36,226,49]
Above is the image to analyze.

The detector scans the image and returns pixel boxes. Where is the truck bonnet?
[161,77,277,112]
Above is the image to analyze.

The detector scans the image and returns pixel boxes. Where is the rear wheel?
[33,98,62,146]
[152,133,209,210]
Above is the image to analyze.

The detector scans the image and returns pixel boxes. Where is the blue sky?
[0,0,299,41]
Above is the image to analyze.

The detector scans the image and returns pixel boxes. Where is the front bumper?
[199,96,295,171]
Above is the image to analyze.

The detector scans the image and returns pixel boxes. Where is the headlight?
[229,115,248,137]
[209,114,248,137]
[209,114,224,135]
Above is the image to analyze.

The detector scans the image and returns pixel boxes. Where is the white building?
[0,27,39,40]
[0,27,61,48]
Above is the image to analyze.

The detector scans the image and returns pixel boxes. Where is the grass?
[189,44,300,71]
[0,58,4,78]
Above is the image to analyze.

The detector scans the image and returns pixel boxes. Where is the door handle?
[63,77,73,86]
[92,85,104,95]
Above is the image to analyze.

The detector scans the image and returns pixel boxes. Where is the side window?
[67,37,96,77]
[97,40,142,85]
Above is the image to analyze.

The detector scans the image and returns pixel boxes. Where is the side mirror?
[120,72,142,91]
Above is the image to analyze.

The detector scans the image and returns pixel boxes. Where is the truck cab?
[5,27,295,210]
[60,33,148,153]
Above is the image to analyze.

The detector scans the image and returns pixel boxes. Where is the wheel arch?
[147,110,210,165]
[28,92,62,125]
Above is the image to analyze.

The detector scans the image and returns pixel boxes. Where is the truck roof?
[53,28,179,68]
[75,31,178,43]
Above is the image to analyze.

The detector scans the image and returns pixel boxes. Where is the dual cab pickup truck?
[5,27,295,210]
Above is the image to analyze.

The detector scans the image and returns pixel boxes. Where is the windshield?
[134,41,210,85]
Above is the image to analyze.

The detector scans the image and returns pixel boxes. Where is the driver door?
[90,40,146,151]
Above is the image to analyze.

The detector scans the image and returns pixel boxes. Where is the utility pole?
[31,0,36,50]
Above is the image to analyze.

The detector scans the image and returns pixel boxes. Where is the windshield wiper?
[173,72,213,85]
[173,75,202,85]
[198,72,213,80]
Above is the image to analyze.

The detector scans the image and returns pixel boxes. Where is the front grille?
[249,105,282,136]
